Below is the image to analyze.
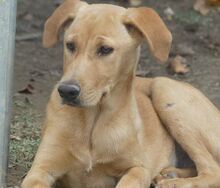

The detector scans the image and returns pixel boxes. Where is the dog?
[21,0,220,187]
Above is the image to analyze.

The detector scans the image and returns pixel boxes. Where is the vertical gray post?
[0,0,17,187]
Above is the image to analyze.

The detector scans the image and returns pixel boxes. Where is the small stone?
[129,0,142,6]
[23,13,33,21]
[164,7,175,20]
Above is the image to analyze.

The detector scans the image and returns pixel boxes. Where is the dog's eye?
[66,42,76,53]
[97,46,114,56]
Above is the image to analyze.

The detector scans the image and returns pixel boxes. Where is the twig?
[16,32,42,41]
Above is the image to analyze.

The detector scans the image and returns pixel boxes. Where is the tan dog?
[22,0,220,188]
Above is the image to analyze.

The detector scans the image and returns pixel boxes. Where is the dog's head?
[43,0,172,107]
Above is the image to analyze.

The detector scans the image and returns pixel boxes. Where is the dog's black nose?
[58,83,80,100]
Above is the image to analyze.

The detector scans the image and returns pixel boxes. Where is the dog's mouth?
[61,90,109,108]
[61,97,82,107]
[101,91,107,99]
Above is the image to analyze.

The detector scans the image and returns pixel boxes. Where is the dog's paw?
[160,167,179,178]
[153,167,178,185]
[21,179,50,188]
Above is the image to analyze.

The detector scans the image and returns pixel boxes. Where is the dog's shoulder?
[134,76,153,97]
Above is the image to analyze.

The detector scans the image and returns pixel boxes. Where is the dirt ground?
[8,0,220,186]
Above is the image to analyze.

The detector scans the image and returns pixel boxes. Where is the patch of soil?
[9,0,220,186]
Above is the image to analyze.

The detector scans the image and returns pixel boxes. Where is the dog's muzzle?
[58,83,81,105]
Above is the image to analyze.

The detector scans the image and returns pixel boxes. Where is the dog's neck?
[100,74,135,112]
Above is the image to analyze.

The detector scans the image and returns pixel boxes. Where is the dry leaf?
[10,135,21,141]
[207,0,220,6]
[18,84,35,94]
[169,55,189,74]
[194,0,210,15]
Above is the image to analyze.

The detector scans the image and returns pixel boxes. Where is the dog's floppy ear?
[43,0,87,48]
[124,7,172,63]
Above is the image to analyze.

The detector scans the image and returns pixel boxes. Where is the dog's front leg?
[21,135,72,188]
[21,168,54,188]
[116,167,151,188]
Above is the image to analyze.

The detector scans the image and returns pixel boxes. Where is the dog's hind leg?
[150,77,220,188]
